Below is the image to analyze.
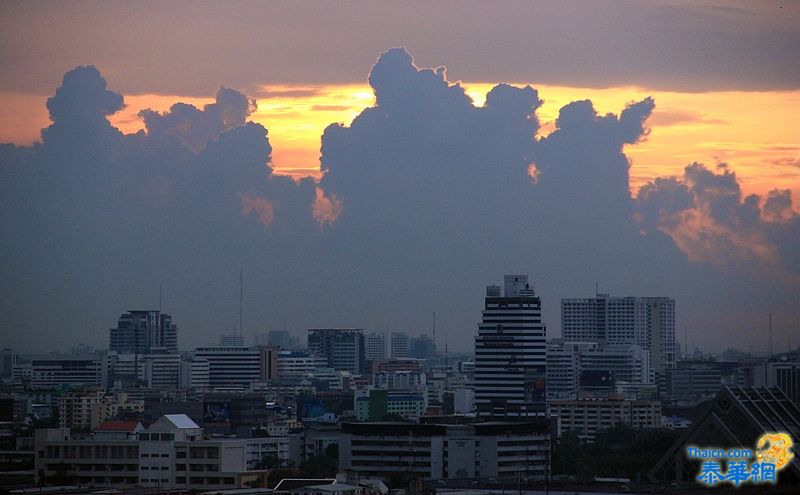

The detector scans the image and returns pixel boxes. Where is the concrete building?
[35,427,140,486]
[364,333,387,361]
[340,420,551,481]
[308,329,366,374]
[389,332,409,359]
[548,398,662,441]
[192,347,264,389]
[580,344,651,383]
[355,390,426,421]
[373,370,426,391]
[109,310,178,354]
[278,351,329,380]
[664,360,725,404]
[475,274,547,418]
[106,351,182,389]
[28,357,106,389]
[561,294,676,372]
[753,353,800,405]
[57,389,142,430]
[371,358,421,374]
[1,348,18,378]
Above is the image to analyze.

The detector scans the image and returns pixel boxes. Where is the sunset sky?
[1,1,798,352]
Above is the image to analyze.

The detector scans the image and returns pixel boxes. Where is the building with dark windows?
[474,274,547,418]
[109,310,178,354]
[307,328,365,374]
[339,420,551,481]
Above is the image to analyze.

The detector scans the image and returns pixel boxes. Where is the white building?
[180,358,210,390]
[561,294,676,372]
[107,352,182,389]
[35,414,265,490]
[364,333,386,361]
[548,398,662,441]
[27,357,106,389]
[453,388,475,414]
[581,344,653,385]
[192,347,263,389]
[390,332,409,359]
[474,274,547,418]
[373,370,426,390]
[278,351,329,379]
[340,420,551,481]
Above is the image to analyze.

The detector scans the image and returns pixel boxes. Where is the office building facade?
[307,328,365,374]
[109,310,178,354]
[474,274,547,418]
[364,332,387,360]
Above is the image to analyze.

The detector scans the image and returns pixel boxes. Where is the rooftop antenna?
[595,280,599,296]
[159,284,162,312]
[240,269,244,339]
[684,325,688,355]
[432,312,436,355]
[768,312,773,358]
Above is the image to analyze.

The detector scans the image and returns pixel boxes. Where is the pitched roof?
[273,479,336,492]
[163,414,200,429]
[96,420,142,431]
[649,386,800,486]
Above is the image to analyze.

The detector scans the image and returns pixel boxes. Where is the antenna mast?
[432,312,436,355]
[240,269,244,339]
[768,312,773,358]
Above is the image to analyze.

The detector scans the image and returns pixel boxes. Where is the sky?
[0,1,798,354]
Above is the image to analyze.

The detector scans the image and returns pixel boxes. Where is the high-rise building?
[307,328,365,373]
[365,332,387,360]
[474,274,547,418]
[561,294,675,372]
[109,310,178,354]
[389,332,409,358]
[0,348,18,378]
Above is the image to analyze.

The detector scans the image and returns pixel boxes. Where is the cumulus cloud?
[636,163,799,275]
[139,86,256,152]
[1,49,797,353]
[312,186,343,226]
[241,192,275,226]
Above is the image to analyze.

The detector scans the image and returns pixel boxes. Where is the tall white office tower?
[390,332,410,358]
[561,294,676,372]
[475,274,547,418]
[365,332,387,360]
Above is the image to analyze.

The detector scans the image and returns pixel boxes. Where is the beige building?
[548,398,661,441]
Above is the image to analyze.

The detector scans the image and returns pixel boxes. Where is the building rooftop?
[95,420,142,432]
[163,414,200,429]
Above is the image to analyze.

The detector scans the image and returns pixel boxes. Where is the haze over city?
[1,0,799,354]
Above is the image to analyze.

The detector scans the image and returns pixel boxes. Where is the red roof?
[96,420,141,431]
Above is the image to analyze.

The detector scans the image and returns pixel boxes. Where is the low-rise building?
[340,420,550,481]
[548,398,662,441]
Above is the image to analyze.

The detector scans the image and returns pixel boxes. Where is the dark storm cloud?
[1,49,798,353]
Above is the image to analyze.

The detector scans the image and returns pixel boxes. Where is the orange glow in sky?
[1,84,797,203]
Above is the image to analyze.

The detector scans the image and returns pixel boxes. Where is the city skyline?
[1,2,799,356]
